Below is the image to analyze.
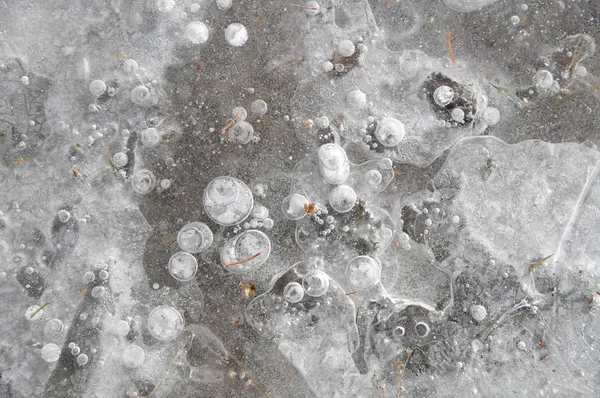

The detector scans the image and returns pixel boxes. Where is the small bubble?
[77,353,89,365]
[58,210,71,223]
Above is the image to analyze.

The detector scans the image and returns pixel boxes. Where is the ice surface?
[1,0,600,397]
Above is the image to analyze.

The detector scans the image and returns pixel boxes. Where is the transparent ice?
[1,0,599,397]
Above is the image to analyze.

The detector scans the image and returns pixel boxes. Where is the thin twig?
[224,252,261,267]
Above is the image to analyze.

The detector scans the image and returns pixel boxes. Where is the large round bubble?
[220,230,271,273]
[329,185,356,213]
[203,176,253,226]
[374,118,406,147]
[345,256,381,289]
[147,306,184,341]
[302,270,330,297]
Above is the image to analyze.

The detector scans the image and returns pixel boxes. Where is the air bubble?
[347,90,367,110]
[177,222,213,253]
[220,230,271,273]
[41,344,61,363]
[321,61,334,72]
[112,152,128,168]
[156,0,176,13]
[131,85,152,107]
[216,0,232,10]
[318,143,350,184]
[204,176,253,226]
[251,100,268,116]
[346,256,381,289]
[186,22,209,44]
[147,306,184,341]
[284,282,304,303]
[302,270,330,297]
[482,107,500,126]
[329,185,356,213]
[89,80,106,97]
[374,117,405,147]
[58,210,71,223]
[141,128,160,147]
[26,305,44,321]
[533,70,553,89]
[415,322,430,337]
[393,326,405,338]
[123,59,138,73]
[282,193,308,220]
[304,1,320,16]
[337,40,355,57]
[132,169,156,194]
[45,319,64,335]
[123,345,146,367]
[225,23,248,47]
[434,85,454,106]
[115,320,130,336]
[77,353,89,365]
[168,252,198,282]
[227,121,254,144]
[471,305,487,321]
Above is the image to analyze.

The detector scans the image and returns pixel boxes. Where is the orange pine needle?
[271,58,299,72]
[446,26,456,65]
[292,4,319,11]
[220,112,240,133]
[346,290,358,295]
[224,252,261,267]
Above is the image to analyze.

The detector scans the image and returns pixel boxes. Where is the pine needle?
[489,82,526,108]
[445,26,456,65]
[29,301,49,319]
[528,254,554,274]
[292,4,319,11]
[106,148,115,169]
[228,353,265,392]
[220,112,240,133]
[145,340,189,398]
[224,252,261,267]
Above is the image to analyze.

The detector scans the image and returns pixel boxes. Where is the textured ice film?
[1,0,600,397]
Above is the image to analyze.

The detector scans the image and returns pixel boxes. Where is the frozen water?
[1,0,600,396]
